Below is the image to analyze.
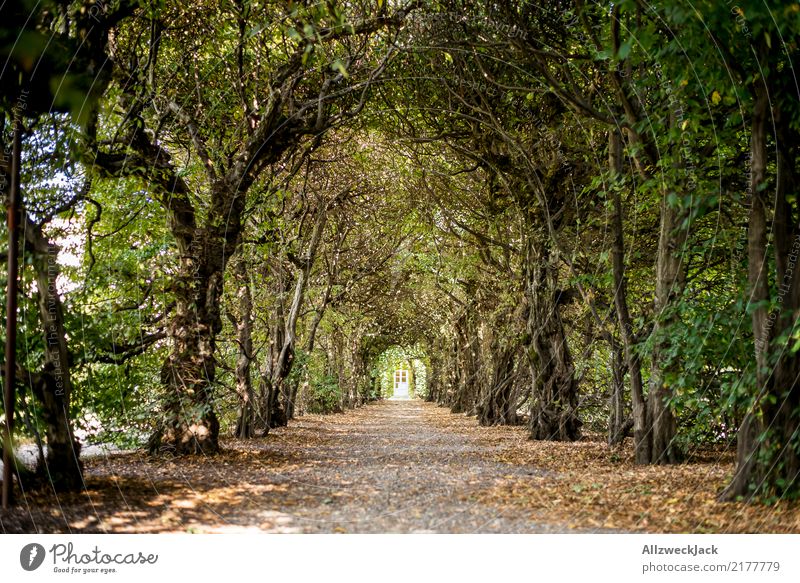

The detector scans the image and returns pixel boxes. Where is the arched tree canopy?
[1,0,799,508]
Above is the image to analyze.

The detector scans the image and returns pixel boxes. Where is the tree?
[89,0,419,454]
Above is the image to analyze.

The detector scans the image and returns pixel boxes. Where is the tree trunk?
[477,306,522,426]
[451,311,480,415]
[150,228,227,454]
[608,340,628,446]
[266,207,328,425]
[477,343,518,426]
[722,82,769,499]
[525,236,581,441]
[763,101,800,498]
[442,331,461,408]
[27,220,83,490]
[723,82,800,500]
[285,377,301,419]
[426,350,443,403]
[608,128,650,462]
[232,260,255,438]
[646,119,688,464]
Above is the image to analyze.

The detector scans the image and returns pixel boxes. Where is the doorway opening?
[375,345,427,400]
[393,369,410,400]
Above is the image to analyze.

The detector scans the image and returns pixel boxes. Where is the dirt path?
[253,399,565,533]
[1,400,572,533]
[4,400,799,533]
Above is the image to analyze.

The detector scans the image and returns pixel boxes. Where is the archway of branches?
[2,0,799,518]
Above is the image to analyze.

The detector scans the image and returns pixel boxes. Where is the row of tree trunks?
[723,80,800,500]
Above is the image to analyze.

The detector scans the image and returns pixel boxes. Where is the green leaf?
[331,58,349,78]
[666,192,679,208]
[617,39,633,60]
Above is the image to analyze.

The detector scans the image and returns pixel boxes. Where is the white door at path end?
[393,369,409,398]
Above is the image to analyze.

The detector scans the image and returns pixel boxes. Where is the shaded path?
[2,400,567,533]
[257,399,561,533]
[4,400,796,533]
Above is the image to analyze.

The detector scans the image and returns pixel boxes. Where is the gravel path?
[2,400,581,533]
[256,399,563,533]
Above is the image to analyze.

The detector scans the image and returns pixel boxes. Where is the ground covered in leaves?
[1,400,798,533]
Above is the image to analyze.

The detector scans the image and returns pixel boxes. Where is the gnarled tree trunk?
[477,343,519,426]
[265,206,328,428]
[152,229,225,454]
[477,305,523,426]
[525,236,581,441]
[150,175,248,454]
